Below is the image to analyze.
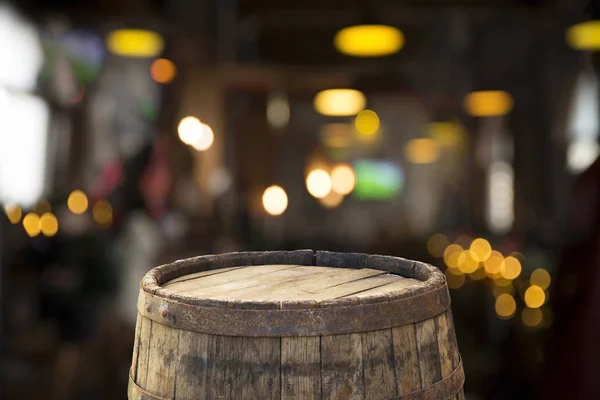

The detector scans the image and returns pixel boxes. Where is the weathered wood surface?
[129,251,464,400]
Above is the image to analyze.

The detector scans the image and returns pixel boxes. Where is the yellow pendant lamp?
[334,24,404,57]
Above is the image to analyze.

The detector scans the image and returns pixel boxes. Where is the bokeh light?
[313,89,366,117]
[443,244,464,269]
[566,21,600,50]
[22,213,40,237]
[484,250,505,275]
[464,90,514,117]
[427,121,465,148]
[494,278,513,287]
[354,110,380,136]
[262,185,288,216]
[524,285,545,309]
[468,266,486,281]
[493,284,515,298]
[178,116,203,145]
[458,250,479,274]
[427,233,449,258]
[330,164,356,195]
[68,190,88,215]
[470,238,492,262]
[40,212,58,237]
[404,138,439,164]
[150,58,176,84]
[495,293,516,319]
[106,29,164,58]
[500,256,522,280]
[446,269,466,289]
[530,268,551,290]
[334,25,404,57]
[306,169,332,199]
[4,203,22,224]
[522,307,543,328]
[93,200,113,227]
[320,123,353,148]
[318,190,344,209]
[190,123,214,151]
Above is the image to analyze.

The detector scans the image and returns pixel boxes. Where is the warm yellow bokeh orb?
[404,138,439,164]
[40,213,58,237]
[443,244,464,269]
[106,29,164,58]
[318,190,344,209]
[68,190,88,215]
[524,285,546,309]
[330,164,356,195]
[262,185,288,216]
[313,89,366,117]
[354,110,380,136]
[150,58,176,84]
[494,278,513,287]
[566,21,600,50]
[458,250,479,274]
[501,256,522,280]
[522,307,543,327]
[93,200,113,226]
[484,250,505,274]
[4,204,22,224]
[470,238,492,262]
[468,266,486,281]
[306,169,332,199]
[190,123,214,151]
[493,284,515,298]
[23,213,41,237]
[530,268,551,290]
[495,293,516,318]
[334,25,404,57]
[427,233,449,258]
[464,91,514,117]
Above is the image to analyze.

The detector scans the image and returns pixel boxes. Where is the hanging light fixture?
[106,29,164,58]
[464,91,514,117]
[313,89,366,117]
[334,25,404,57]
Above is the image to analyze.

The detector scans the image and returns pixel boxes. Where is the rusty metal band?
[137,282,450,337]
[388,358,464,400]
[128,372,170,400]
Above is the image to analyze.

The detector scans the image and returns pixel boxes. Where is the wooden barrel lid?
[138,251,450,337]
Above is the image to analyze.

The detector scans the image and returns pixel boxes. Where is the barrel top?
[160,264,424,304]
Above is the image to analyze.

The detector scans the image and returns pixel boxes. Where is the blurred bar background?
[1,0,599,398]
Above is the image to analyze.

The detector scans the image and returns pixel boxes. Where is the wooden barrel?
[129,250,464,400]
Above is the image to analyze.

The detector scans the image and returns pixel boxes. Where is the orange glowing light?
[150,58,177,84]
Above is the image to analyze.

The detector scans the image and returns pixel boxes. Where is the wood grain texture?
[130,312,142,380]
[236,337,281,400]
[281,336,321,399]
[205,335,244,399]
[321,333,364,399]
[416,318,442,387]
[145,321,179,398]
[455,388,466,400]
[392,324,422,395]
[174,330,210,400]
[362,329,398,399]
[135,316,152,388]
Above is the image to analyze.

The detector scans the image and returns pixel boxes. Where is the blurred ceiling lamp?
[67,190,88,214]
[313,89,366,116]
[320,123,353,148]
[0,5,44,92]
[190,123,214,151]
[330,164,356,195]
[262,185,288,216]
[319,190,344,209]
[150,58,176,84]
[404,138,439,164]
[0,91,49,207]
[178,116,203,145]
[106,29,164,58]
[464,91,514,117]
[354,109,380,136]
[334,25,404,57]
[267,92,290,129]
[352,159,403,200]
[4,203,22,224]
[566,21,600,50]
[306,169,332,199]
